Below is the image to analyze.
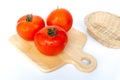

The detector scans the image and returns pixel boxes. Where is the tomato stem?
[48,28,58,36]
[26,14,32,22]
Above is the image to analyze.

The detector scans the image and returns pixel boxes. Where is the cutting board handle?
[77,51,97,72]
[62,50,97,72]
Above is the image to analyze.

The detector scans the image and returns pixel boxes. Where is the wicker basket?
[84,11,120,48]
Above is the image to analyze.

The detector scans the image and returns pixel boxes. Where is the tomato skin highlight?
[16,14,45,41]
[47,8,73,32]
[34,25,68,56]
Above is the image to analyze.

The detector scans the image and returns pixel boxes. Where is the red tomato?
[34,25,68,56]
[47,8,73,32]
[16,14,45,40]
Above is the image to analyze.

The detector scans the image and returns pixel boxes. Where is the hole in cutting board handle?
[81,58,91,65]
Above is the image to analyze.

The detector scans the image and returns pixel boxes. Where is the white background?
[0,0,120,80]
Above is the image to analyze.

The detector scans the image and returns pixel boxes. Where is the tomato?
[46,8,73,32]
[16,14,45,40]
[34,25,68,56]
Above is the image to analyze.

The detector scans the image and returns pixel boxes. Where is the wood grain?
[9,28,97,72]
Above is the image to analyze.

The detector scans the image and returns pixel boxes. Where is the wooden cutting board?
[9,28,97,72]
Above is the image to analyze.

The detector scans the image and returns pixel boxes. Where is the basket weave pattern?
[85,11,120,48]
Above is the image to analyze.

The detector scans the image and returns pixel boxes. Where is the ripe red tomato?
[47,8,73,32]
[16,14,45,40]
[34,25,68,56]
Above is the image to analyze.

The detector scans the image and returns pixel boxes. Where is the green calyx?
[47,28,58,36]
[26,14,32,22]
